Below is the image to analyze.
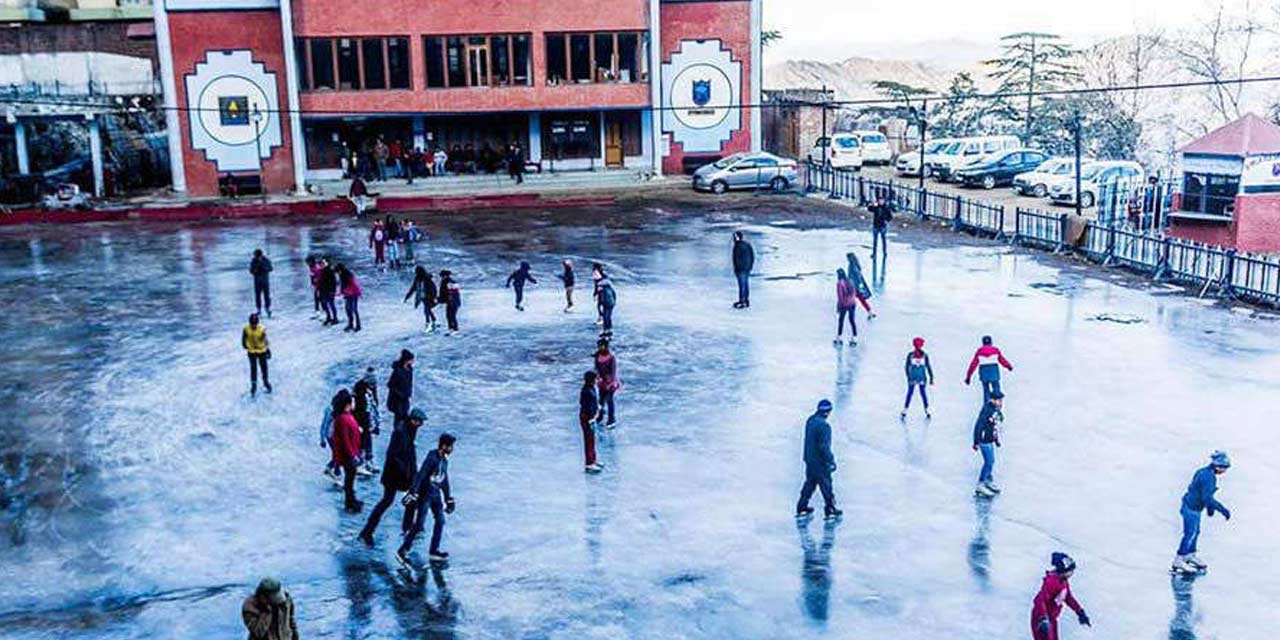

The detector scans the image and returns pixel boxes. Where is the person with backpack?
[732,231,755,309]
[965,335,1014,401]
[249,249,273,318]
[404,266,438,332]
[901,337,935,419]
[972,391,1004,497]
[439,270,462,334]
[579,371,602,473]
[1030,553,1091,640]
[844,253,876,318]
[385,216,402,269]
[402,220,422,265]
[505,261,537,311]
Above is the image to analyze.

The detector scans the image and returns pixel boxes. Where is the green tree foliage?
[984,32,1082,139]
[928,72,987,137]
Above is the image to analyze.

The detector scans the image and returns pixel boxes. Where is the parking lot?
[859,163,1093,215]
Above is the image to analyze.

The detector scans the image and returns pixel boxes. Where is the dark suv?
[953,149,1049,189]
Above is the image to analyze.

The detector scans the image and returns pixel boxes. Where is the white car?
[853,130,893,165]
[930,135,1021,181]
[1049,161,1144,208]
[896,138,956,177]
[1013,157,1095,198]
[811,134,864,171]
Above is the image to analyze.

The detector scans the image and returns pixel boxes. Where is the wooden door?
[605,121,624,167]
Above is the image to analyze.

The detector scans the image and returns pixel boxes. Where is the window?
[424,33,532,88]
[546,31,648,85]
[543,112,600,160]
[297,37,410,91]
[294,40,310,90]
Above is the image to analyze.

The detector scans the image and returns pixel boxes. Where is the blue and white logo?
[662,40,742,153]
[691,80,712,107]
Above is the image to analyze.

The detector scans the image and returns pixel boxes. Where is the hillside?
[763,56,993,100]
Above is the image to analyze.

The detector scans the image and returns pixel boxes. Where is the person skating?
[402,219,421,266]
[439,270,461,334]
[1172,451,1232,574]
[972,390,1004,497]
[331,389,364,512]
[598,274,617,337]
[358,407,427,547]
[337,264,362,332]
[387,349,415,431]
[404,266,438,332]
[579,371,603,473]
[591,263,605,325]
[369,221,387,269]
[796,399,842,520]
[242,577,298,640]
[505,261,537,311]
[870,195,893,260]
[318,390,343,484]
[508,142,525,184]
[834,268,859,346]
[593,339,621,429]
[399,432,457,565]
[385,216,403,269]
[353,377,381,476]
[306,256,322,319]
[843,253,876,319]
[558,259,575,312]
[241,312,272,396]
[318,259,340,326]
[732,231,755,309]
[1031,553,1091,640]
[965,335,1014,401]
[901,337,935,419]
[249,248,273,318]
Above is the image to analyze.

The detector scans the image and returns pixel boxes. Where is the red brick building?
[154,0,762,196]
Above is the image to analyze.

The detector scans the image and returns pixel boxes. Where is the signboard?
[1242,153,1280,194]
[184,50,281,172]
[218,96,250,126]
[1182,153,1243,176]
[661,40,741,154]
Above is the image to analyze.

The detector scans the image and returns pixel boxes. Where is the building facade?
[154,0,762,196]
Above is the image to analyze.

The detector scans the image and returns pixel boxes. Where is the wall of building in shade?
[1169,196,1280,254]
[156,0,761,195]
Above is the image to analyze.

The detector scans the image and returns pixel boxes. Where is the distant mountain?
[763,56,992,101]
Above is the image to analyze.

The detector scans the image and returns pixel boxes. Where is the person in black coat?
[358,407,426,546]
[870,196,894,260]
[318,260,340,326]
[796,399,842,519]
[386,350,415,429]
[732,231,755,309]
[249,249,273,317]
[399,432,456,564]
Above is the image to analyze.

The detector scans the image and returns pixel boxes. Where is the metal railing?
[802,162,1280,309]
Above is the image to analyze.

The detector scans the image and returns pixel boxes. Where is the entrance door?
[605,120,624,167]
[467,41,490,87]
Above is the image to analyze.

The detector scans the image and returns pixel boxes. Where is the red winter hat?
[912,337,925,349]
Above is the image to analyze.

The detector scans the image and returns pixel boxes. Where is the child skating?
[1030,552,1091,640]
[559,259,575,312]
[1172,451,1232,575]
[965,335,1014,400]
[901,337,935,419]
[579,371,602,473]
[972,390,1004,497]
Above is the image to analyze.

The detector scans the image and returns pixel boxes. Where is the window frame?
[544,31,649,86]
[297,36,411,92]
[424,32,533,90]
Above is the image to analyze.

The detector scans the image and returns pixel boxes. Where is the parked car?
[1012,157,1095,198]
[810,134,863,171]
[852,130,892,165]
[930,135,1021,182]
[1049,160,1144,208]
[953,149,1050,189]
[896,138,956,177]
[693,152,799,194]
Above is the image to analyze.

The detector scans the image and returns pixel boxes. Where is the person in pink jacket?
[593,339,621,429]
[1030,552,1091,640]
[330,389,364,512]
[337,264,363,332]
[834,268,859,346]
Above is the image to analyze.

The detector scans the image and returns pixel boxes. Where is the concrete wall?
[168,10,296,196]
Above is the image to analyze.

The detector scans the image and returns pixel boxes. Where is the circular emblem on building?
[661,40,742,154]
[669,63,732,131]
[196,74,271,147]
[184,50,282,172]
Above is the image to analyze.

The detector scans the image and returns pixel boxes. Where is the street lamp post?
[252,106,265,194]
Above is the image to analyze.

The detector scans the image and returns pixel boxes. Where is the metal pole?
[1073,111,1083,219]
[917,99,927,192]
[820,84,828,169]
[253,106,265,194]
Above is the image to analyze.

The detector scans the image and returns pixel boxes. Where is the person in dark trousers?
[242,577,298,640]
[369,221,387,269]
[349,175,370,218]
[844,253,876,318]
[598,275,617,337]
[353,377,381,475]
[834,268,859,346]
[439,270,462,334]
[386,349,415,431]
[306,256,322,318]
[796,399,842,520]
[358,407,426,547]
[404,266,438,332]
[558,259,575,313]
[579,371,602,473]
[249,249,273,318]
[508,143,525,184]
[593,339,620,429]
[337,264,362,332]
[1031,553,1091,640]
[972,390,1004,497]
[901,337,935,419]
[330,389,363,512]
[506,261,537,311]
[1172,451,1232,574]
[870,195,893,259]
[399,432,456,565]
[592,263,606,326]
[241,312,272,396]
[318,259,340,326]
[732,231,755,309]
[965,335,1014,401]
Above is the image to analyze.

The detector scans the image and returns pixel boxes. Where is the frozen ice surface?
[0,199,1277,639]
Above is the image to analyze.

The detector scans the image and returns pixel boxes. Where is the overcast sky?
[763,0,1211,64]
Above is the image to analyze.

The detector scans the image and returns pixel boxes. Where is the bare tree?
[1169,0,1262,124]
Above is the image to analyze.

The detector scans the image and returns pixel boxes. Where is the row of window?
[295,31,649,92]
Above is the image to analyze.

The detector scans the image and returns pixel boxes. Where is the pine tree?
[984,32,1082,141]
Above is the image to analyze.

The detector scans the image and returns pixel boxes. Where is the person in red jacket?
[965,335,1014,401]
[330,389,364,513]
[834,268,859,346]
[1031,552,1091,640]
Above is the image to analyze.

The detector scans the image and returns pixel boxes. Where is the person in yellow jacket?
[242,313,272,396]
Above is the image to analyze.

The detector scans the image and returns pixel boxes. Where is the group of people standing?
[368,216,423,269]
[303,255,364,332]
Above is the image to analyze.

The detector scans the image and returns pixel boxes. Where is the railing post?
[995,206,1006,241]
[1154,236,1170,280]
[1221,249,1238,299]
[1102,224,1116,266]
[1055,214,1068,254]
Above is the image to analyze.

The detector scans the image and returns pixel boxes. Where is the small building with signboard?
[152,0,763,196]
[1168,113,1280,253]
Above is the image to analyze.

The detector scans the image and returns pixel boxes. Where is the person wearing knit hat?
[972,390,1004,497]
[1030,552,1090,640]
[242,577,298,640]
[1172,450,1232,574]
[796,399,841,520]
[901,337,935,419]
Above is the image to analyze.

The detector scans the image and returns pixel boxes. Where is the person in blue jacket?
[796,399,842,520]
[506,261,537,311]
[1172,451,1232,574]
[399,432,457,566]
[901,337,935,419]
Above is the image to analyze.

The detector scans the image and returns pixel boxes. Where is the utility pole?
[1072,109,1082,219]
[917,99,927,192]
[1025,34,1037,142]
[820,84,829,168]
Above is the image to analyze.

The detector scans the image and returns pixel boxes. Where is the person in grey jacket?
[399,432,456,565]
[796,399,842,520]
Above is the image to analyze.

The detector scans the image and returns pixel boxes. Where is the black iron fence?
[803,162,1280,308]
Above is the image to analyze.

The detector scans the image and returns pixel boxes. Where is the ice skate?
[585,463,604,474]
[1171,555,1200,575]
[344,499,364,513]
[900,409,908,420]
[983,481,1002,494]
[395,548,418,571]
[605,421,617,430]
[1186,555,1208,570]
[363,461,380,474]
[796,506,815,519]
[847,338,858,346]
[925,410,933,420]
[833,336,843,347]
[428,550,450,563]
[356,464,373,477]
[264,382,273,394]
[823,507,843,520]
[516,304,524,311]
[974,483,996,497]
[357,532,375,548]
